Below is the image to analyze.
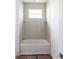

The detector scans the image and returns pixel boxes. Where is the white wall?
[47,0,63,59]
[59,0,63,54]
[15,0,23,57]
[22,3,47,39]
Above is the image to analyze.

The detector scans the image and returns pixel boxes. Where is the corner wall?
[15,0,23,57]
[46,0,63,59]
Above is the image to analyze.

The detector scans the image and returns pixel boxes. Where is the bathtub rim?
[21,39,49,45]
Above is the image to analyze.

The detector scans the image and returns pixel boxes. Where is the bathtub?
[20,39,50,55]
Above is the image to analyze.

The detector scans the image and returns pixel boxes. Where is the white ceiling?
[22,0,47,3]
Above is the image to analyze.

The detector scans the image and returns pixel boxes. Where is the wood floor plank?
[16,56,27,59]
[38,55,51,59]
[26,56,36,59]
[16,56,36,59]
[16,55,51,59]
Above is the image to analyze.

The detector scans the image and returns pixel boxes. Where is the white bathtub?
[20,39,50,55]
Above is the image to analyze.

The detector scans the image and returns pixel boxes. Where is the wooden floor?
[16,55,52,59]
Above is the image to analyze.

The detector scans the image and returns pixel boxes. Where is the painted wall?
[22,3,47,39]
[47,0,63,59]
[59,0,63,55]
[15,0,23,57]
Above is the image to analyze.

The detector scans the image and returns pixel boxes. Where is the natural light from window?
[28,9,42,19]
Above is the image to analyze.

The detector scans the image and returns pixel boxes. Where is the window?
[28,9,42,19]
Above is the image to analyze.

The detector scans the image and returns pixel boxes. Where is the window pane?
[28,9,42,19]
